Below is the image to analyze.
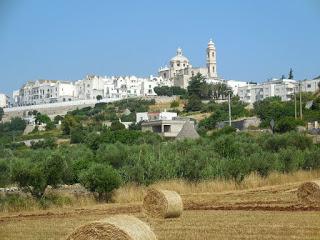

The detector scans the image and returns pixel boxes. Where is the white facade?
[226,80,249,95]
[136,111,177,123]
[15,80,76,106]
[12,74,166,107]
[238,79,297,104]
[300,77,320,93]
[0,93,8,108]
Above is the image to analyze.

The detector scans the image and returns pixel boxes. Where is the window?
[212,52,215,57]
[149,85,151,88]
[307,84,311,88]
[164,125,171,132]
[177,61,180,67]
[212,66,215,73]
[164,73,167,78]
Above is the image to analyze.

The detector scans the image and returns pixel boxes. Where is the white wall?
[0,94,7,108]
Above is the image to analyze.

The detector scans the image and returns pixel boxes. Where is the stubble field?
[1,178,320,240]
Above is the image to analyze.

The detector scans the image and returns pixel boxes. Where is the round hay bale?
[66,215,157,240]
[297,180,320,204]
[143,188,183,218]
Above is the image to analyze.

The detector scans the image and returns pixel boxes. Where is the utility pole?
[228,92,232,126]
[299,80,303,120]
[294,87,297,119]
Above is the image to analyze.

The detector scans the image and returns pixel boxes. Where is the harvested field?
[1,181,320,239]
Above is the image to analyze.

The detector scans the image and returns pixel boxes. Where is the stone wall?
[2,96,176,122]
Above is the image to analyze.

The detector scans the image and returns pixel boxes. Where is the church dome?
[170,48,189,63]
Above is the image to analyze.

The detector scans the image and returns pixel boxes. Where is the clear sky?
[1,0,320,94]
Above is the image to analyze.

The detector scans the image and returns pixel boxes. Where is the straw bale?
[66,215,157,240]
[143,188,183,218]
[297,180,320,204]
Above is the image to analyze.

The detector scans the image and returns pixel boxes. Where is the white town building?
[238,78,297,104]
[14,80,76,106]
[12,74,165,107]
[300,76,320,93]
[0,93,9,108]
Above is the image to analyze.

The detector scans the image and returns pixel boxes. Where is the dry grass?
[148,102,173,112]
[1,210,320,240]
[113,170,320,203]
[2,171,320,240]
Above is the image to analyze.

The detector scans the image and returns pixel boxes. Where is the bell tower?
[207,39,217,78]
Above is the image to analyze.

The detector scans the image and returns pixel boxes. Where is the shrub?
[110,120,125,131]
[275,117,304,133]
[0,194,34,212]
[30,138,57,149]
[79,163,122,201]
[61,115,79,135]
[0,159,10,187]
[170,100,179,108]
[96,143,128,168]
[11,154,67,199]
[45,121,56,131]
[39,193,72,209]
[224,157,250,183]
[70,126,87,144]
[53,115,64,124]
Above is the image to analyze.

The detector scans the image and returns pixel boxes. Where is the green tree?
[9,117,26,132]
[0,159,10,187]
[110,120,125,131]
[96,95,103,101]
[79,163,122,201]
[0,107,4,121]
[53,115,64,124]
[185,95,202,112]
[253,97,294,127]
[35,113,51,125]
[11,154,67,199]
[70,126,87,143]
[61,115,79,135]
[288,68,294,79]
[211,83,231,100]
[45,121,55,131]
[129,122,142,130]
[275,117,304,133]
[187,73,206,98]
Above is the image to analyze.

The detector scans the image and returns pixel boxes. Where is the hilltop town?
[1,40,319,110]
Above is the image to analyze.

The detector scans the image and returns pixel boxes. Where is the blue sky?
[0,0,320,94]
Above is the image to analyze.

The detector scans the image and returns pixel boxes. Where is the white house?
[238,78,297,104]
[14,80,76,106]
[136,111,177,123]
[300,77,320,93]
[0,93,8,108]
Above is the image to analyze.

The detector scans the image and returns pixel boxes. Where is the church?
[158,39,219,89]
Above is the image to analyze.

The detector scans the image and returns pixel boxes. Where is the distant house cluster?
[2,39,320,109]
[10,75,170,107]
[238,77,320,104]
